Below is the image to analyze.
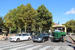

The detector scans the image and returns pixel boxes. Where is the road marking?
[0,41,27,45]
[0,42,26,47]
[66,46,73,50]
[39,46,51,50]
[0,44,26,50]
[62,46,73,50]
[53,46,61,50]
[25,45,42,50]
[10,44,33,50]
[0,41,25,45]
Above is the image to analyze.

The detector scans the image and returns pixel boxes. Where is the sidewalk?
[0,34,16,40]
[69,35,75,42]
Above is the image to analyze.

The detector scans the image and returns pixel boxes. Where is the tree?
[4,10,14,34]
[62,19,75,33]
[0,16,4,28]
[37,5,53,33]
[4,3,37,34]
[19,4,37,33]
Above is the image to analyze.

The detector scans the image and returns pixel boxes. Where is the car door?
[44,34,49,40]
[23,34,29,40]
[20,34,25,40]
[42,34,46,40]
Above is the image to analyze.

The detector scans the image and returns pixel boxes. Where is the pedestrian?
[33,32,35,35]
[5,31,8,40]
[49,29,52,35]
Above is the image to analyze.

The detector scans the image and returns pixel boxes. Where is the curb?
[69,36,75,43]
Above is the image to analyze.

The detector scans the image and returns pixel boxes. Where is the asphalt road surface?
[0,35,74,50]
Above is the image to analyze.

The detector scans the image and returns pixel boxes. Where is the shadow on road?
[65,40,72,44]
[68,44,75,50]
[53,40,61,42]
[10,40,31,43]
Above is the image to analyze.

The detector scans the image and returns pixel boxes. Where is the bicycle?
[1,34,7,41]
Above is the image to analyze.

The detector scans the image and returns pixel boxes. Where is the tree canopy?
[4,3,37,33]
[62,19,75,32]
[36,5,53,32]
[4,4,53,33]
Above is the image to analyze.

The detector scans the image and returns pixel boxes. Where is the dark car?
[32,33,49,42]
[32,33,40,38]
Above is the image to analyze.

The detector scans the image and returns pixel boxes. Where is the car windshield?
[15,34,22,36]
[23,34,29,36]
[36,34,44,37]
[44,33,48,35]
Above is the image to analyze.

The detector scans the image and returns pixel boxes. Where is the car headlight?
[38,38,42,40]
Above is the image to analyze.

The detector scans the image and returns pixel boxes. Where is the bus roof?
[52,25,66,28]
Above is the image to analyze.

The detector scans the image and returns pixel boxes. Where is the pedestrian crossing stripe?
[0,43,26,47]
[10,44,33,50]
[53,46,61,50]
[62,46,73,50]
[39,46,51,50]
[0,44,26,50]
[0,42,73,50]
[25,45,42,50]
[0,41,27,45]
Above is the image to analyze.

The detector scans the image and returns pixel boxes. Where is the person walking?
[33,32,35,35]
[5,31,8,40]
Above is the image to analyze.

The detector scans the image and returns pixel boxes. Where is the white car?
[9,33,31,42]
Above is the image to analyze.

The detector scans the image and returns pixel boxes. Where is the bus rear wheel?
[62,36,65,42]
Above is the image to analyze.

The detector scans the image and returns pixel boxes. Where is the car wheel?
[42,39,45,42]
[16,38,20,42]
[51,38,54,42]
[62,36,65,42]
[33,41,35,42]
[28,37,31,41]
[47,38,49,41]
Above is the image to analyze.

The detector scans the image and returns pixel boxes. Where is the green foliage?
[4,4,53,33]
[4,3,37,33]
[62,19,75,32]
[20,3,37,25]
[0,17,5,28]
[37,5,53,31]
[11,27,16,31]
[4,11,13,28]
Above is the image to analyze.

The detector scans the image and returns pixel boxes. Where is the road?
[0,35,74,50]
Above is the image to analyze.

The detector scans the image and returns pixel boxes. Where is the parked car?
[9,33,31,42]
[32,33,40,38]
[32,33,49,42]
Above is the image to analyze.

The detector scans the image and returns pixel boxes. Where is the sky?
[0,0,75,25]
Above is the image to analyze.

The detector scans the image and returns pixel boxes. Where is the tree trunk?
[25,26,26,33]
[9,27,11,35]
[20,28,21,34]
[39,27,42,33]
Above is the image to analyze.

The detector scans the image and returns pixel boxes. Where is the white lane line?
[62,46,67,49]
[53,46,61,50]
[0,42,25,45]
[0,42,12,44]
[10,44,33,50]
[66,46,73,50]
[0,43,26,47]
[0,44,26,50]
[62,46,73,50]
[39,46,51,50]
[25,45,42,50]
